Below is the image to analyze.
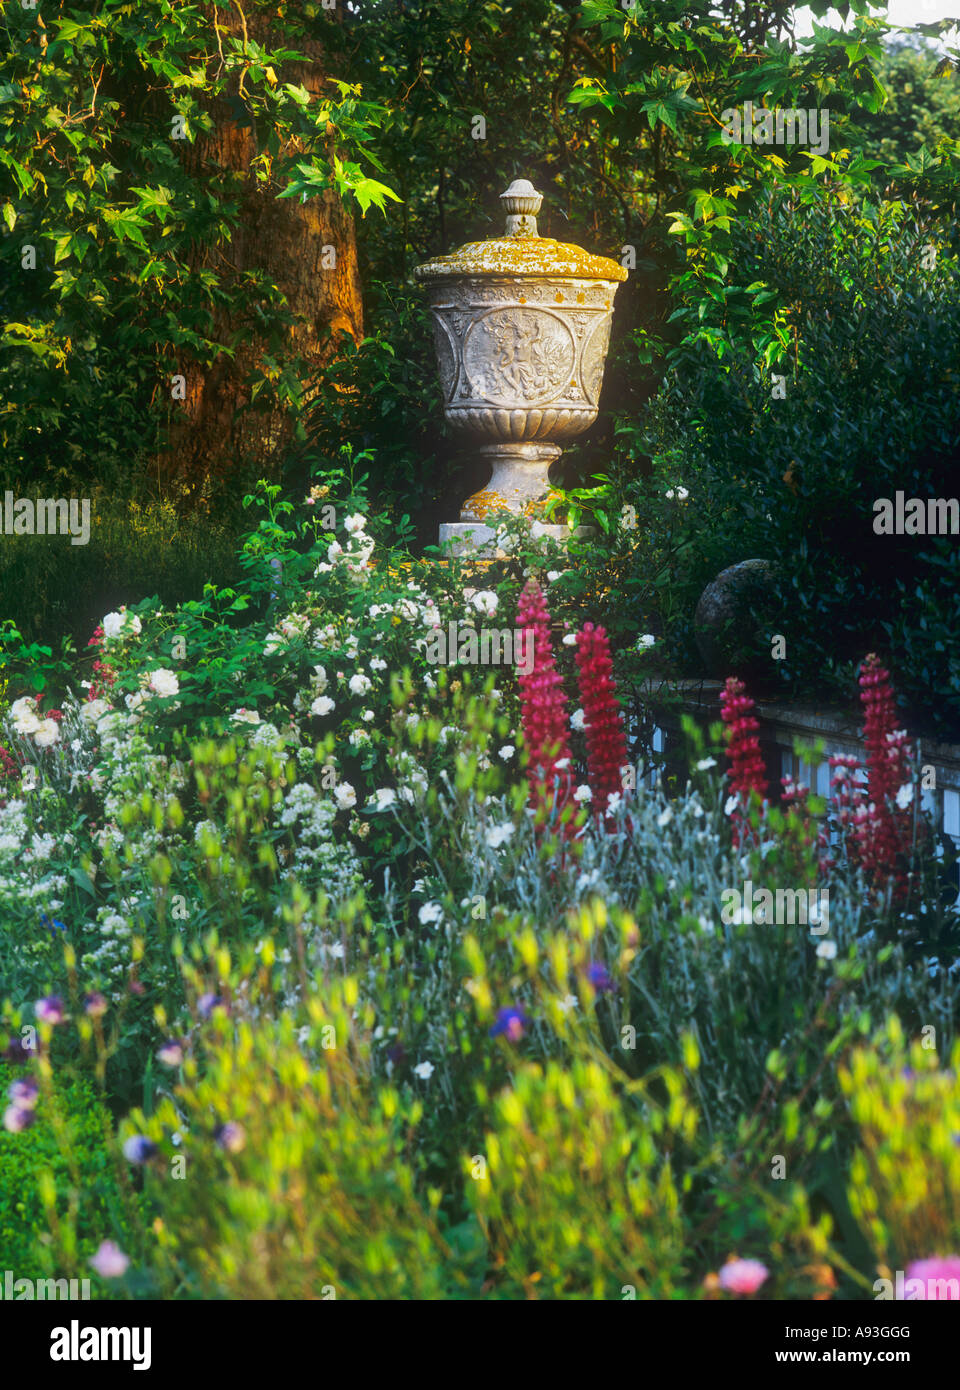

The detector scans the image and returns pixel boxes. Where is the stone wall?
[626,678,960,860]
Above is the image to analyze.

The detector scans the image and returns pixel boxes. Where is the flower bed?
[1,491,958,1301]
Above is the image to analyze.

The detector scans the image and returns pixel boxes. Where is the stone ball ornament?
[694,559,777,677]
[414,178,627,554]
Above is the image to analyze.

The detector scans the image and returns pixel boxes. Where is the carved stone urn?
[414,178,627,554]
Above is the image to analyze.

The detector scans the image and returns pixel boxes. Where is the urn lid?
[414,178,628,284]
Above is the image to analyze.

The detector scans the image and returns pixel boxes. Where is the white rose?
[101,612,124,640]
[148,669,180,697]
[348,673,372,696]
[372,788,396,810]
[33,718,60,748]
[10,697,42,734]
[230,708,261,725]
[310,696,335,717]
[334,782,357,810]
[570,709,585,732]
[471,590,498,617]
[344,514,366,534]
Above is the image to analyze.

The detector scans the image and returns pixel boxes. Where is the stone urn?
[414,178,627,554]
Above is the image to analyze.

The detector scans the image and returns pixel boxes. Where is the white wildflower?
[484,823,515,849]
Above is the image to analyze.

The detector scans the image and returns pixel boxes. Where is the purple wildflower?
[490,1006,529,1042]
[35,996,65,1025]
[122,1135,157,1164]
[587,962,614,993]
[157,1040,184,1068]
[8,1078,38,1109]
[214,1122,246,1154]
[3,1104,34,1134]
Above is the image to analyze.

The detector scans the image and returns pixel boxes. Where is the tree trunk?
[163,6,363,495]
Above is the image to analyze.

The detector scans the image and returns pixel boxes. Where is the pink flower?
[718,1258,769,1295]
[515,580,574,823]
[720,677,768,847]
[574,622,629,820]
[89,1240,130,1279]
[904,1256,960,1299]
[855,655,917,897]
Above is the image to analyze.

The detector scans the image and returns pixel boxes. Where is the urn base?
[461,443,562,522]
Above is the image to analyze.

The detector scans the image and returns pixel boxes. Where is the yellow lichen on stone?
[462,489,513,521]
[523,491,565,520]
[414,237,628,283]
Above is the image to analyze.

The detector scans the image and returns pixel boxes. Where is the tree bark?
[163,5,363,495]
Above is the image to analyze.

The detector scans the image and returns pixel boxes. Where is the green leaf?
[70,865,97,897]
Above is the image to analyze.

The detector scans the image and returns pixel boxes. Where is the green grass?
[0,491,242,655]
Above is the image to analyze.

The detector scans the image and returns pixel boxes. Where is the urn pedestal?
[414,179,626,556]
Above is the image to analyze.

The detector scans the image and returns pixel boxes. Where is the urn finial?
[500,178,542,237]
